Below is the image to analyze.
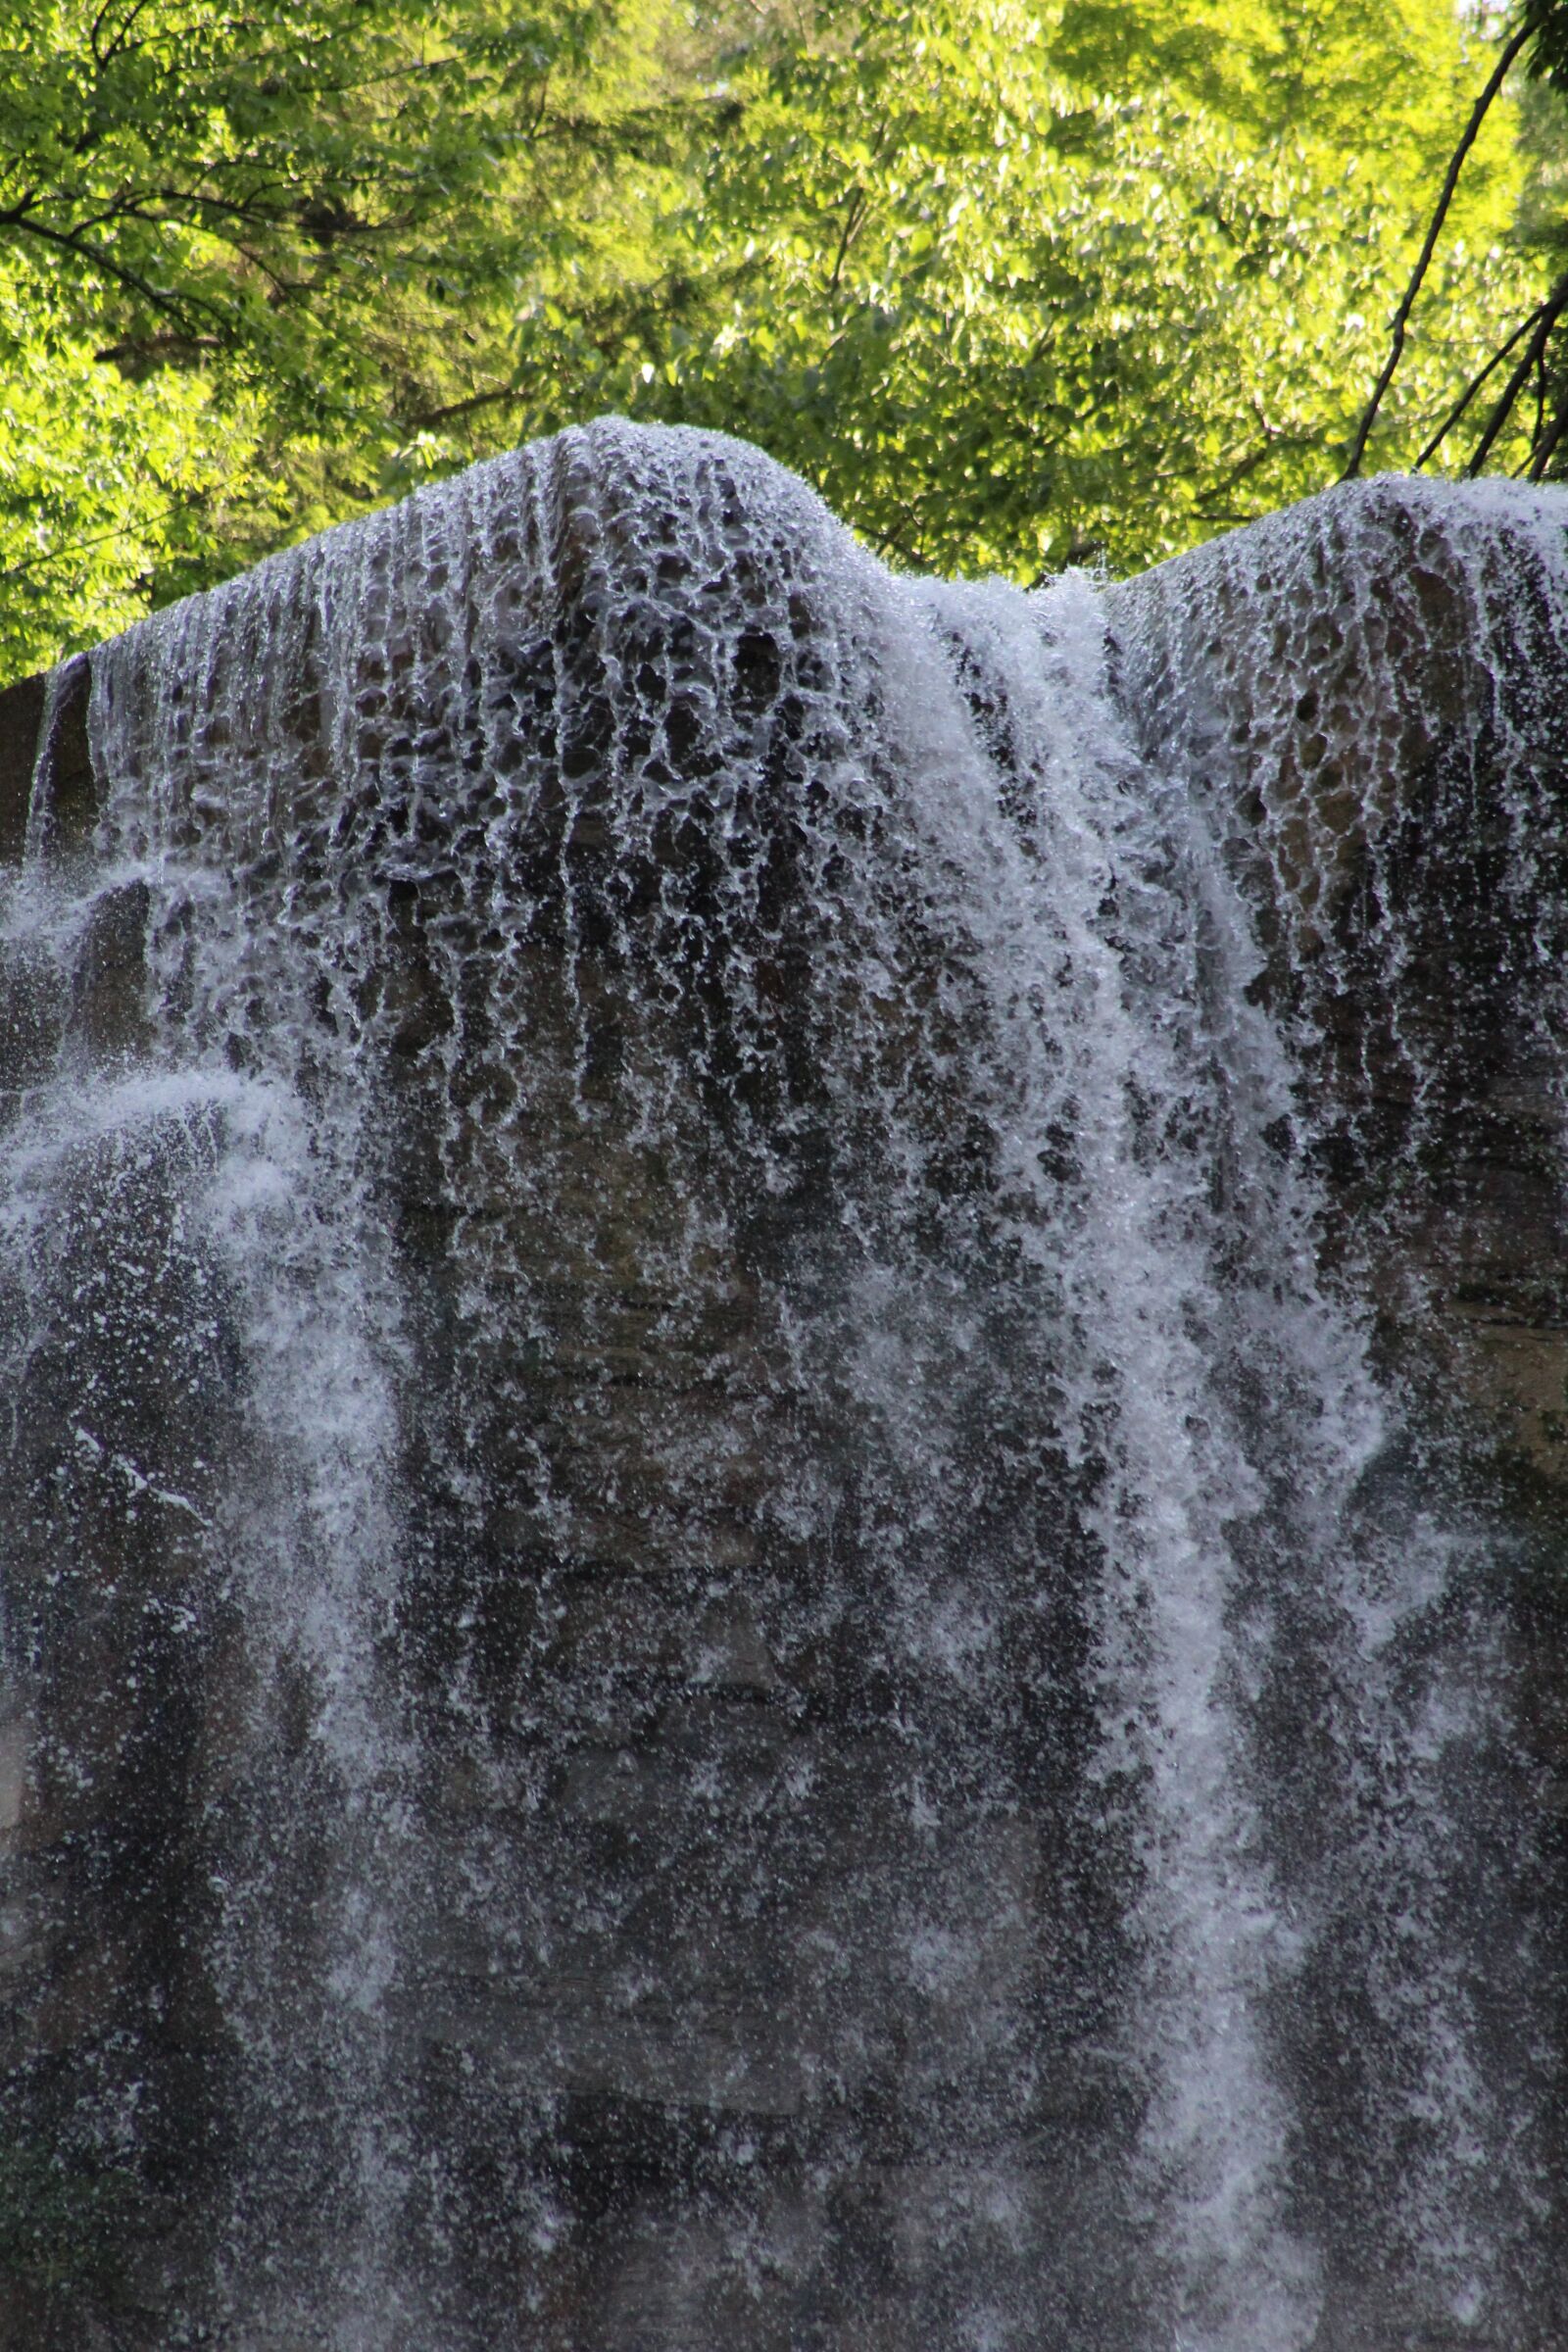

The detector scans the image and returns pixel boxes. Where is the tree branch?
[1412,299,1547,467]
[1466,271,1568,474]
[0,492,197,586]
[0,213,207,326]
[1528,384,1568,479]
[1343,18,1531,479]
[827,186,865,295]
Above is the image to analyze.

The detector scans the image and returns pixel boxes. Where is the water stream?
[0,423,1562,2347]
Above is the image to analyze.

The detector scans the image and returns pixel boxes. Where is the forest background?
[0,0,1562,685]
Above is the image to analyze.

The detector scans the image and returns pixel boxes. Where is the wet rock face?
[2,435,1568,2350]
[0,429,1129,2350]
[1107,480,1568,1483]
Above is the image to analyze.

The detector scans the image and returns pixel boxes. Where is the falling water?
[0,423,1564,2348]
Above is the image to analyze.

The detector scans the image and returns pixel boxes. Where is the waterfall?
[0,421,1563,2349]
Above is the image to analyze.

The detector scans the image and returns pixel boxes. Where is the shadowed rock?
[1107,476,1568,1486]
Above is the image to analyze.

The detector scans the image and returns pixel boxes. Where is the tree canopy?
[612,0,1532,575]
[0,0,1544,679]
[0,0,695,673]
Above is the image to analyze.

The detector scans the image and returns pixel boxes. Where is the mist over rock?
[1,422,1565,2351]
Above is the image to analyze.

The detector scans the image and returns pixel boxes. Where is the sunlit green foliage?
[0,0,695,667]
[0,0,1544,674]
[603,0,1535,573]
[0,260,258,678]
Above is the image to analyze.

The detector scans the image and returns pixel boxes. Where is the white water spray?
[0,424,1561,2349]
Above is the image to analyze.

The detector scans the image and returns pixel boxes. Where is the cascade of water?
[0,423,1563,2349]
[0,549,420,2340]
[1109,476,1568,2341]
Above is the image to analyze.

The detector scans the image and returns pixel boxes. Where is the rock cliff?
[1,428,1565,2350]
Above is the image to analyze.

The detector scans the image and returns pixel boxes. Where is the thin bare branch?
[1466,272,1568,474]
[0,493,196,585]
[1344,19,1531,479]
[1529,389,1568,480]
[1412,300,1546,467]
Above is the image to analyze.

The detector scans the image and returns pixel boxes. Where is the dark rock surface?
[2,444,1567,2348]
[1107,479,1568,1488]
